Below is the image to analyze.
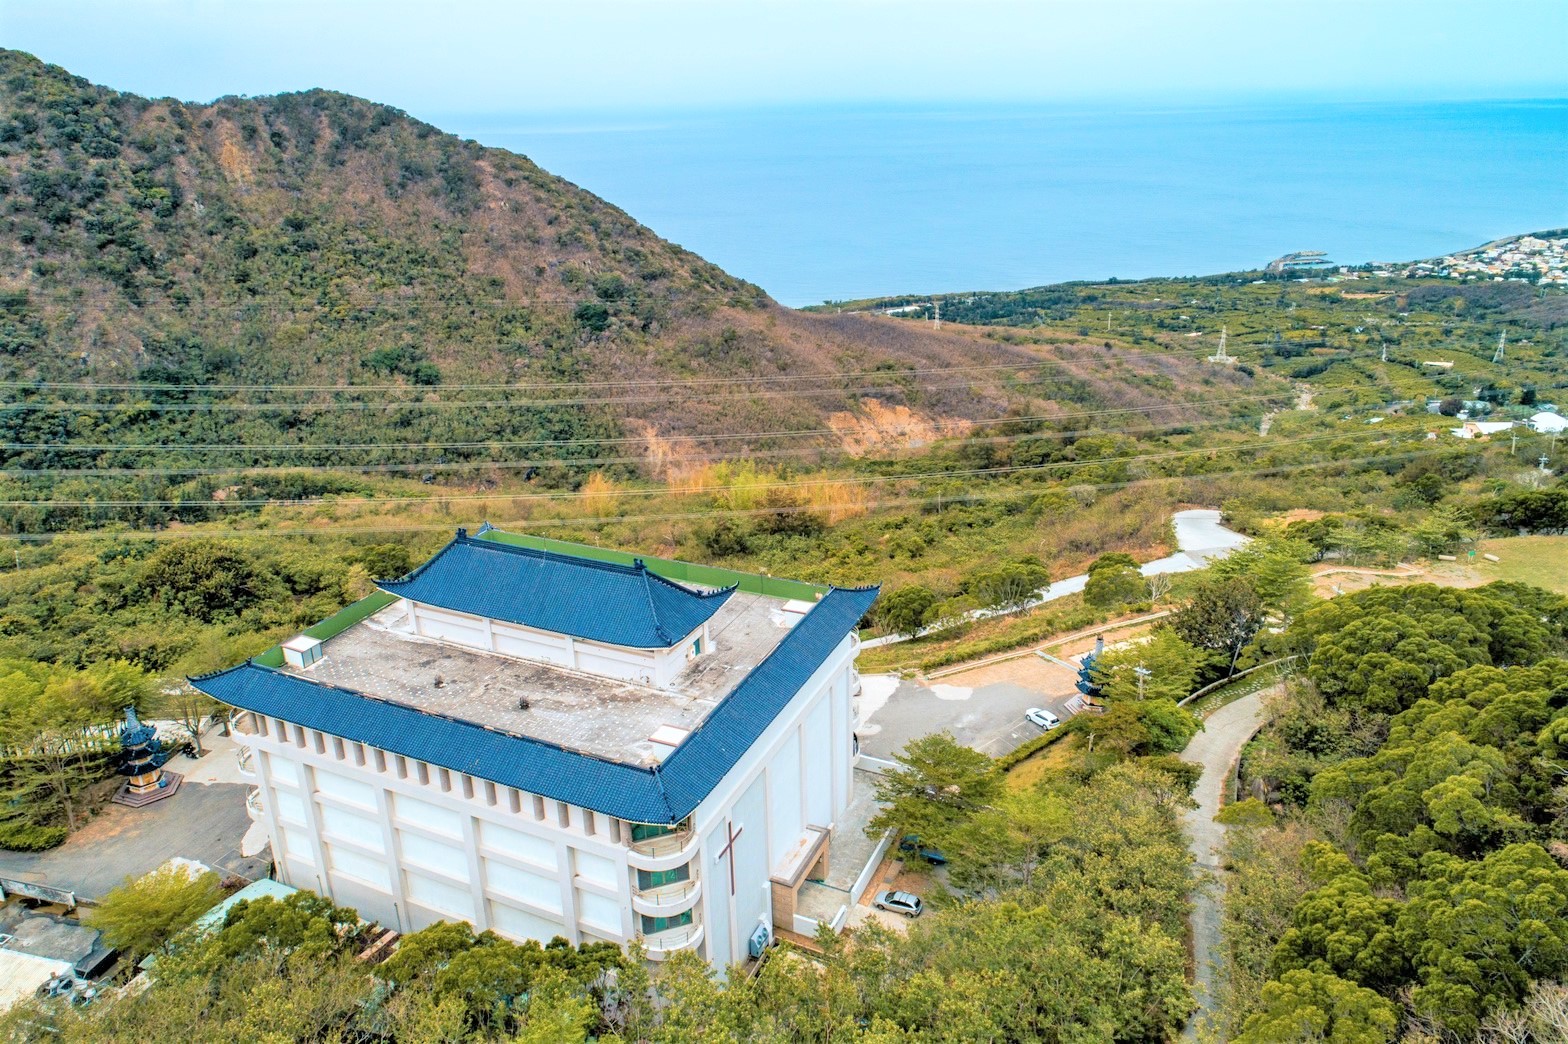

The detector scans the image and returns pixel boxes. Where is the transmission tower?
[1493,331,1506,364]
[1208,326,1233,364]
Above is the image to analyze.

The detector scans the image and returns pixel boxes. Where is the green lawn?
[1474,535,1568,595]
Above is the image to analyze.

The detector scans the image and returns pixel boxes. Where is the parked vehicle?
[899,836,948,865]
[1025,707,1061,730]
[873,890,924,917]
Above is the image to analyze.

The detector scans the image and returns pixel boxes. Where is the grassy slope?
[1474,534,1568,594]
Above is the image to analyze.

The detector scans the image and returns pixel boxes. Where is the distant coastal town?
[1398,231,1568,285]
[1266,232,1568,286]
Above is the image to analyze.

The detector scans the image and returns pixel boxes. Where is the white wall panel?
[400,832,468,879]
[769,731,803,855]
[329,845,392,890]
[574,849,619,889]
[577,890,621,933]
[486,860,561,912]
[280,825,315,863]
[318,804,383,851]
[479,822,556,868]
[491,902,566,945]
[396,793,461,836]
[313,769,376,808]
[267,755,301,786]
[804,696,834,826]
[405,872,471,917]
[273,788,307,825]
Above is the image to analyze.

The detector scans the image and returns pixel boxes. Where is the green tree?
[139,539,274,623]
[1236,969,1398,1044]
[1270,843,1405,990]
[878,585,938,637]
[1171,575,1269,674]
[1091,629,1202,701]
[1410,503,1477,558]
[1396,843,1568,1036]
[1083,553,1147,609]
[0,658,151,834]
[966,560,1049,611]
[867,732,1000,849]
[1208,536,1314,615]
[87,863,223,962]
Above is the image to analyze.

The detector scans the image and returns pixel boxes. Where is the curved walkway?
[1179,686,1274,1040]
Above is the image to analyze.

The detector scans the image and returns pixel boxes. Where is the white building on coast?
[196,528,876,969]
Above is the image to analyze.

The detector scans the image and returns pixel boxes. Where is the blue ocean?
[443,100,1568,307]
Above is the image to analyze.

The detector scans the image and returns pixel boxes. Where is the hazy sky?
[5,0,1566,117]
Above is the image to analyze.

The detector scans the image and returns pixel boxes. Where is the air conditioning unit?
[747,921,772,960]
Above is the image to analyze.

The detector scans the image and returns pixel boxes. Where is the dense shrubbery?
[1221,581,1568,1038]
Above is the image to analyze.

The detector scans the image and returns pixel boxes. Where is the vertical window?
[630,823,674,843]
[691,638,702,656]
[640,909,694,935]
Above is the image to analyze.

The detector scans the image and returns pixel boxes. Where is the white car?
[874,890,924,917]
[1025,707,1061,730]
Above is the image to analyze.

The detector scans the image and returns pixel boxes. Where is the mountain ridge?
[0,49,1262,477]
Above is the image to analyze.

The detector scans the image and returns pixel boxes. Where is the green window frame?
[637,864,691,891]
[630,822,674,843]
[640,909,694,935]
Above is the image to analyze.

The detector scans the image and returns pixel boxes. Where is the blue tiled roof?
[378,531,735,650]
[192,585,877,824]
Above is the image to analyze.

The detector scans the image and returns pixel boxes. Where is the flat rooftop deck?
[284,591,798,767]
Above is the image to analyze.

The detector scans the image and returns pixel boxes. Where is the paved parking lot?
[1,770,265,900]
[857,654,1081,761]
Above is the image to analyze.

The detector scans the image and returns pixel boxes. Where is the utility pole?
[1380,340,1388,363]
[1134,665,1151,700]
[1511,431,1519,455]
[1541,454,1552,472]
[932,298,940,330]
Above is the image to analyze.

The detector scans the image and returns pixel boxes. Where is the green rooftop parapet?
[474,527,828,602]
[250,529,825,667]
[252,590,399,668]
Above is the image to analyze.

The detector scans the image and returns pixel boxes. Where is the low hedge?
[0,822,69,852]
[917,606,1109,673]
[996,720,1077,772]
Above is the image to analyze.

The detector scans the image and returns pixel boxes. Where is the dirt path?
[1179,686,1273,1040]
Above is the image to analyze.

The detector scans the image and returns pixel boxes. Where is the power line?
[0,390,1303,453]
[0,430,1421,507]
[0,369,1457,458]
[0,349,1249,394]
[0,415,1266,477]
[0,445,1477,543]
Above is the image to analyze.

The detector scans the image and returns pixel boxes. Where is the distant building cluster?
[1398,234,1568,286]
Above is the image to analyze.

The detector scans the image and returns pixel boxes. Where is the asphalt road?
[1179,686,1272,1040]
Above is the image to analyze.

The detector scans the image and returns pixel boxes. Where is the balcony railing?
[632,876,701,917]
[628,829,693,859]
[229,708,256,736]
[235,745,255,778]
[245,787,264,821]
[642,921,704,960]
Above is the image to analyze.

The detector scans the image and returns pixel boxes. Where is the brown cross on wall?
[717,818,743,896]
